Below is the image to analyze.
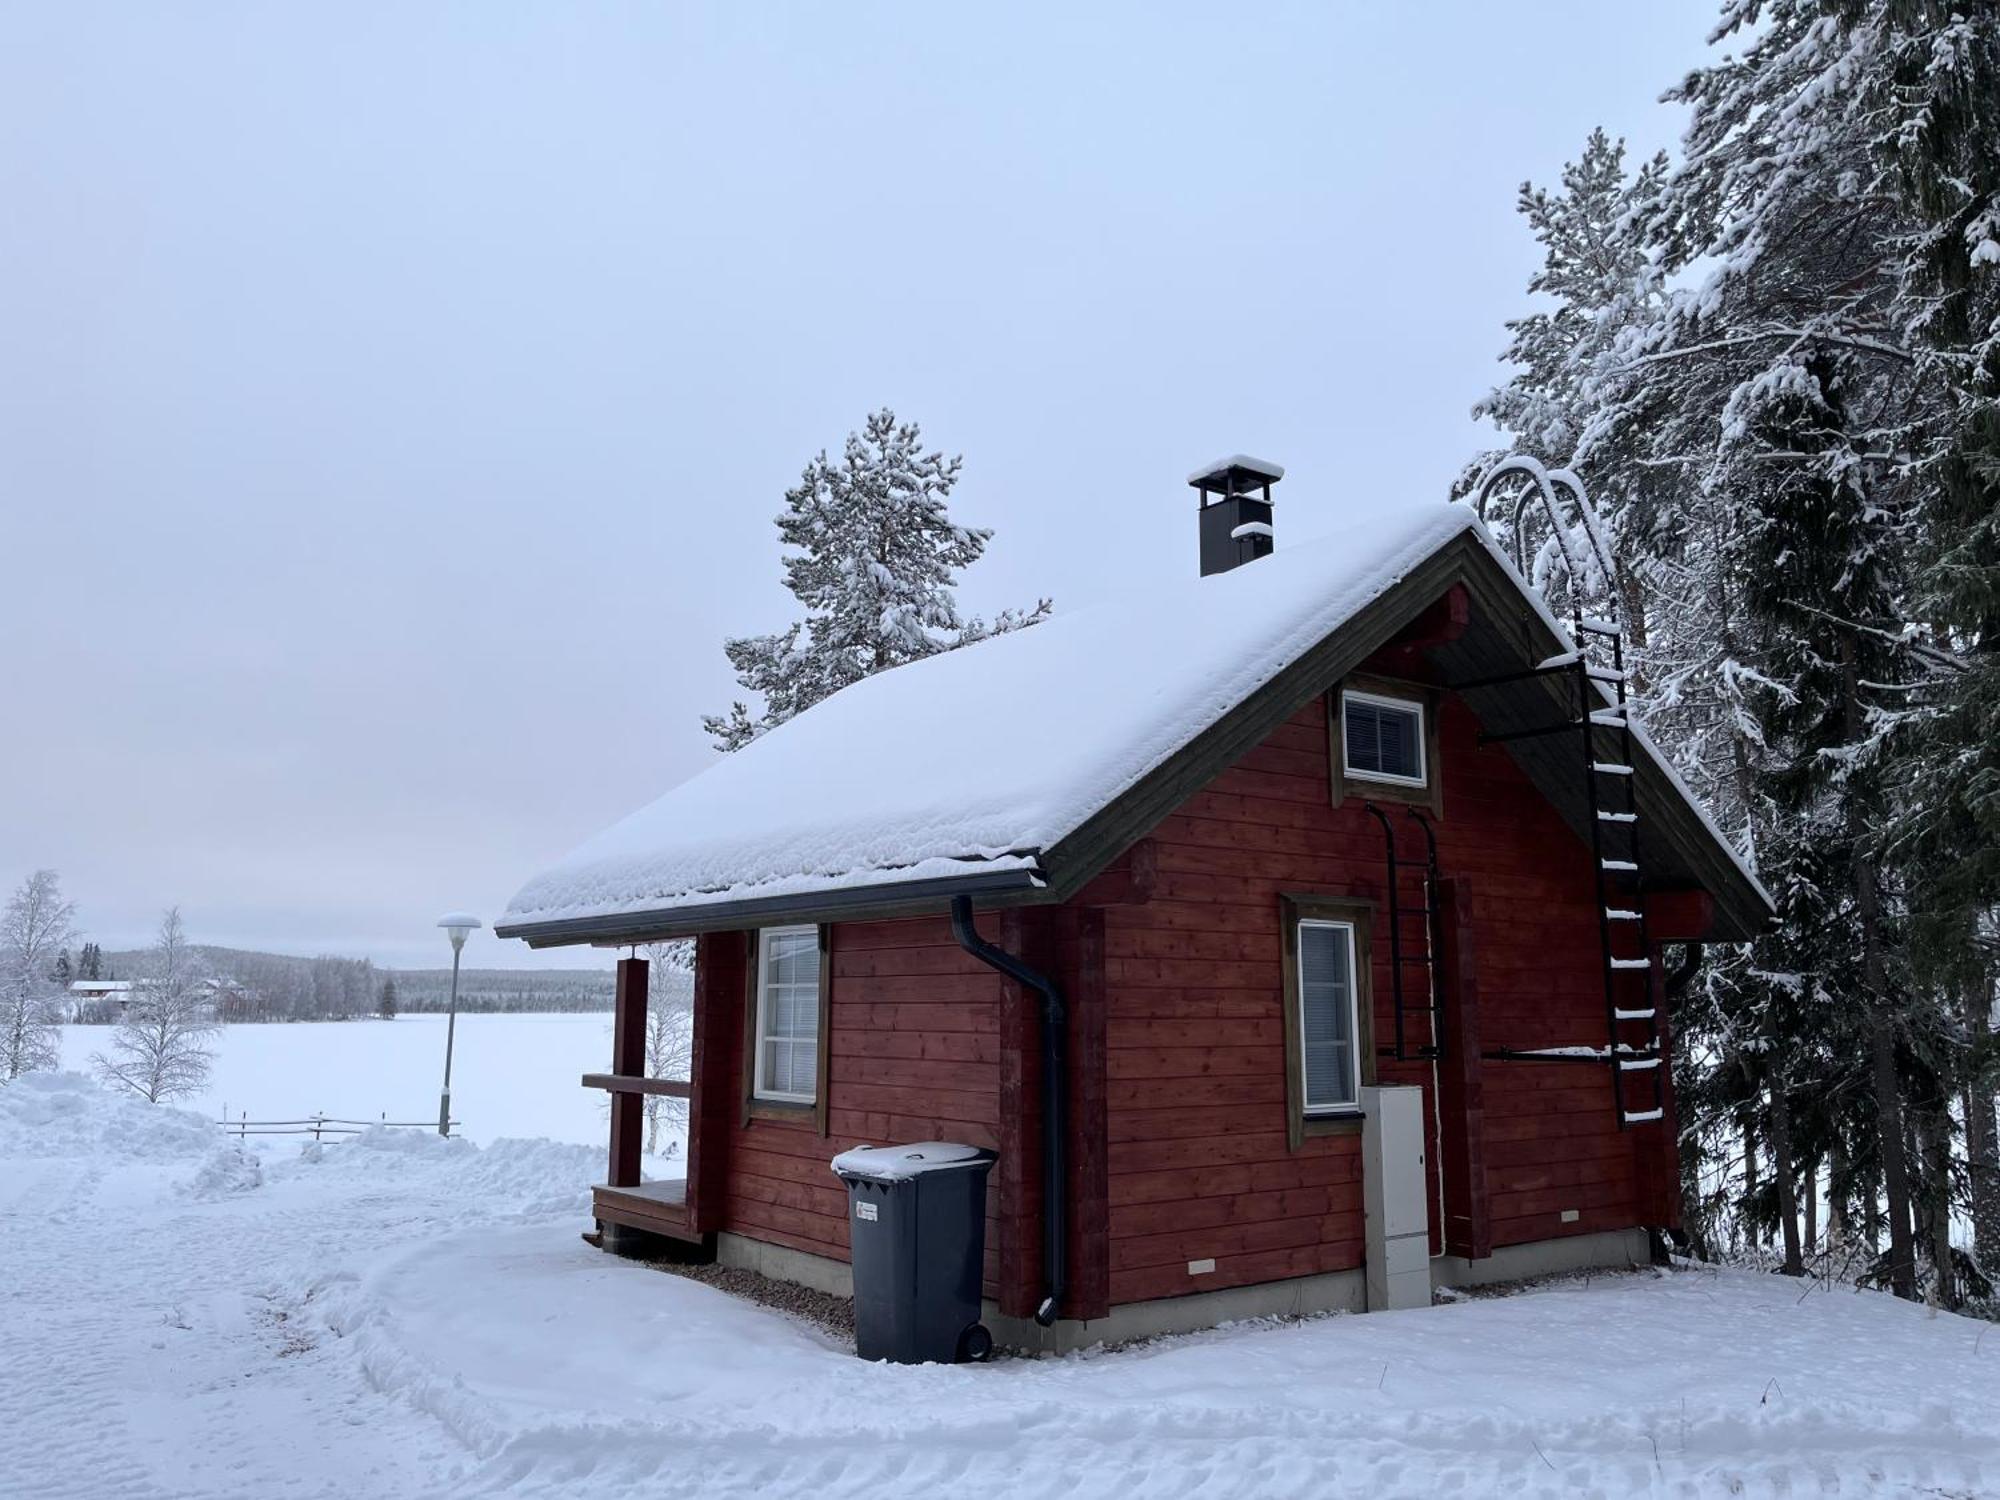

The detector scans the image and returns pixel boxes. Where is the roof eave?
[493,864,1049,948]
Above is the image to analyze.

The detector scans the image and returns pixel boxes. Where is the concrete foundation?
[989,1267,1369,1355]
[1431,1226,1652,1289]
[714,1231,855,1296]
[698,1223,1655,1354]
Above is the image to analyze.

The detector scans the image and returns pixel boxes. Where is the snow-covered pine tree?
[1,870,76,1081]
[95,907,219,1104]
[703,409,1052,750]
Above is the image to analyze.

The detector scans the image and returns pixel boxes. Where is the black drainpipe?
[949,894,1067,1327]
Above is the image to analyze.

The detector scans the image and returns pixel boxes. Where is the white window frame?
[1295,917,1362,1115]
[752,924,821,1105]
[1340,688,1427,789]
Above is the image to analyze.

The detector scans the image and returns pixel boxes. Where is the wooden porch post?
[607,956,648,1189]
[1434,876,1491,1262]
[685,932,745,1236]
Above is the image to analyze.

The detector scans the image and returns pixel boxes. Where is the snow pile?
[0,1070,218,1161]
[505,502,1480,928]
[274,1123,601,1218]
[184,1144,265,1198]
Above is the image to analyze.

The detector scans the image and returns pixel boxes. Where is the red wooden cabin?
[499,459,1770,1350]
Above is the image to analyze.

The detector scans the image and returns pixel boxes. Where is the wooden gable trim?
[1040,537,1476,899]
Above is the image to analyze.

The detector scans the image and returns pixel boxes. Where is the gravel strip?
[644,1257,856,1343]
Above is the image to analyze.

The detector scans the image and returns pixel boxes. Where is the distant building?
[68,980,132,1022]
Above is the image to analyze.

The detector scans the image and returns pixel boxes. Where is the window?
[1280,895,1373,1147]
[1296,920,1361,1113]
[753,925,821,1103]
[1341,689,1425,786]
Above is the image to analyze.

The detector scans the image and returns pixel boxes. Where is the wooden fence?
[219,1111,459,1141]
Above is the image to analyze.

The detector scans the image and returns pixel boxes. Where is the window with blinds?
[1341,689,1426,786]
[753,925,821,1103]
[1295,919,1360,1112]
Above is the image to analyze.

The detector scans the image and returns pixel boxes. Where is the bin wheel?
[957,1323,994,1364]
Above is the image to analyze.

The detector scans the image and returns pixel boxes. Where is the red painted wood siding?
[1102,685,1645,1306]
[696,660,1658,1312]
[714,917,1009,1297]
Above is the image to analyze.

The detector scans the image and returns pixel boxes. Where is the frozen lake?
[60,1012,626,1147]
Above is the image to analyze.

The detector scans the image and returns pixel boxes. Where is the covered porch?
[580,954,713,1250]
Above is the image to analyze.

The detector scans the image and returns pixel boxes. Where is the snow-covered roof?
[69,981,131,993]
[500,498,1770,940]
[503,502,1476,932]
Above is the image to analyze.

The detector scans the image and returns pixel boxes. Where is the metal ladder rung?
[1610,957,1650,970]
[1588,710,1627,726]
[1605,908,1641,921]
[1618,1056,1660,1072]
[1591,762,1634,776]
[1601,859,1638,872]
[1614,1007,1656,1020]
[1596,810,1637,823]
[1577,616,1621,636]
[1623,1107,1664,1123]
[1586,667,1630,684]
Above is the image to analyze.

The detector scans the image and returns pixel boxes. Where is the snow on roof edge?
[500,501,1768,935]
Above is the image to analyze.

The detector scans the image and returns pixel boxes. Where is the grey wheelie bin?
[831,1142,998,1364]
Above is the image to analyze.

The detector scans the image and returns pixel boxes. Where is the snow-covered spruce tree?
[2,870,76,1081]
[1631,2,1937,1300]
[1867,2,2000,1280]
[703,409,1052,750]
[95,907,218,1104]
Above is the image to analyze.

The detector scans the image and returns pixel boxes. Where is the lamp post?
[436,913,481,1136]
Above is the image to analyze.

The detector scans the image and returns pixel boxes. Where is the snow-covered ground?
[59,1013,624,1146]
[6,1073,1996,1499]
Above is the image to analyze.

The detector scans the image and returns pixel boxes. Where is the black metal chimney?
[1188,456,1282,577]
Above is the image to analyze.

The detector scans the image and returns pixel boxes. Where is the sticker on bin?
[830,1141,992,1181]
[854,1201,878,1222]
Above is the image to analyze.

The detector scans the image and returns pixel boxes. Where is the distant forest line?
[74,944,614,1023]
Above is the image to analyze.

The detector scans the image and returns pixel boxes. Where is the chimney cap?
[1187,454,1286,491]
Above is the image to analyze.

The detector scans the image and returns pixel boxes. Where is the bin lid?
[830,1141,991,1181]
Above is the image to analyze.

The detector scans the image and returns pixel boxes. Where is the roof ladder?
[1363,802,1443,1063]
[1575,608,1665,1129]
[1462,454,1664,1128]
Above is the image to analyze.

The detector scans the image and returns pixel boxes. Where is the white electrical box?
[1361,1085,1431,1312]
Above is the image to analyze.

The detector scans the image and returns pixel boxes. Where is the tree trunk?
[1965,971,2000,1271]
[1829,1136,1851,1248]
[1919,1104,1957,1310]
[1768,1074,1805,1275]
[1802,1151,1820,1257]
[1843,636,1917,1300]
[1739,1103,1761,1249]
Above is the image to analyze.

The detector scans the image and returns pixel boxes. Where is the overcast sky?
[0,3,1721,969]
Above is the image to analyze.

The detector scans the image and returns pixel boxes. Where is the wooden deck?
[593,1178,702,1243]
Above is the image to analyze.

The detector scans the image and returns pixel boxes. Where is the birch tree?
[95,907,218,1104]
[2,870,76,1081]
